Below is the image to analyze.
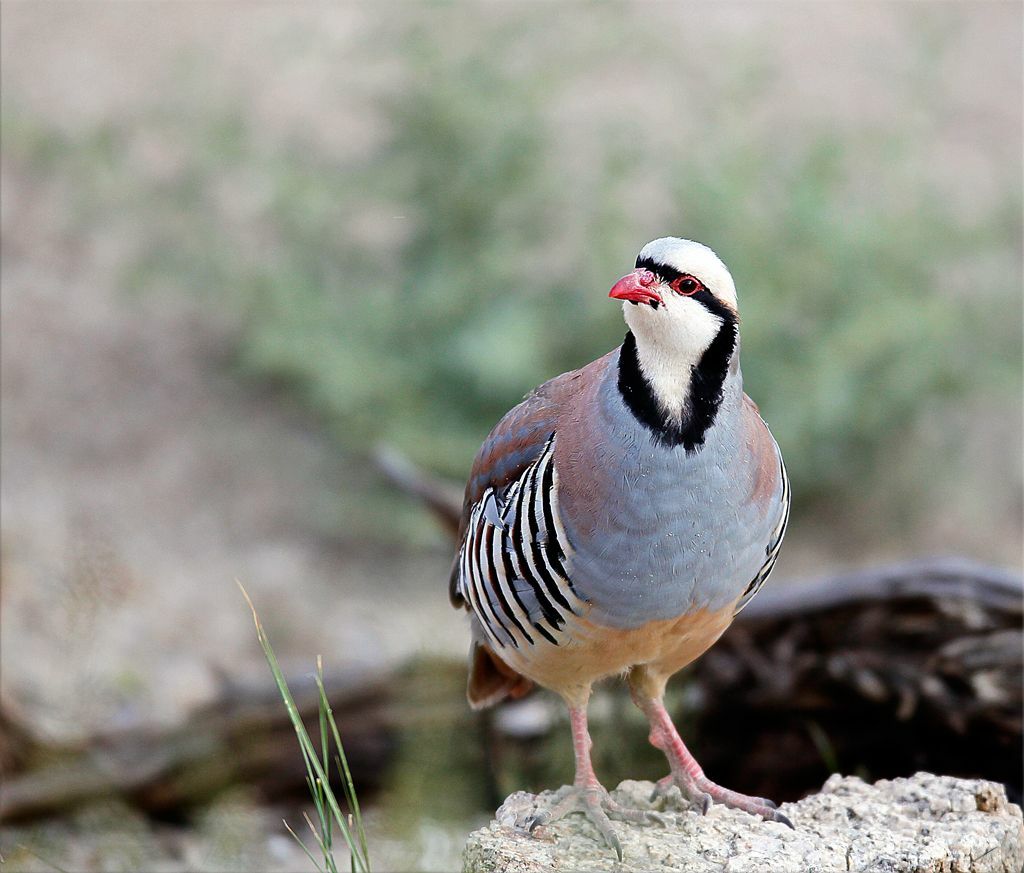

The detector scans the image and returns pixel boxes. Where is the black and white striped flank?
[734,453,791,616]
[457,435,587,649]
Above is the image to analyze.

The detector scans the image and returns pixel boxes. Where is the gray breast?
[560,372,785,630]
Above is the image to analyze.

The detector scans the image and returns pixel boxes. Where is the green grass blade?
[302,811,340,873]
[296,731,333,872]
[316,656,335,858]
[238,582,371,873]
[314,670,369,865]
[283,819,327,873]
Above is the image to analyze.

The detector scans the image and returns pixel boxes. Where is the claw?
[582,789,629,859]
[524,811,547,833]
[609,832,623,863]
[763,799,778,810]
[772,811,795,830]
[699,792,713,815]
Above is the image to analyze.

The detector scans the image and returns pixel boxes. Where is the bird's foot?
[524,783,667,861]
[651,773,793,828]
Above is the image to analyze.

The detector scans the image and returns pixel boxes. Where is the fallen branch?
[0,664,467,823]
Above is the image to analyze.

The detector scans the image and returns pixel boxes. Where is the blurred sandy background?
[1,2,1021,870]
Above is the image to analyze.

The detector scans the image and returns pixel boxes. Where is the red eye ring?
[669,275,703,296]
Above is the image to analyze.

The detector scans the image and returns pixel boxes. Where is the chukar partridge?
[450,238,792,856]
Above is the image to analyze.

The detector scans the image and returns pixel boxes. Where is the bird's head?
[610,237,738,359]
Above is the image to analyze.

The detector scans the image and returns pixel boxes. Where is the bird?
[449,237,792,857]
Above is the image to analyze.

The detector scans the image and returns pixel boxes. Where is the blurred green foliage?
[4,8,1020,546]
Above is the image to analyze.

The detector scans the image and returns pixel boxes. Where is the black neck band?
[617,298,738,451]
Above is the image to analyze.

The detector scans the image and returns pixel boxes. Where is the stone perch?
[464,772,1023,872]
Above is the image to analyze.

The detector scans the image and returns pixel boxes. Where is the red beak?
[609,269,662,307]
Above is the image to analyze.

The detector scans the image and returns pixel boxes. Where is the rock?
[463,772,1024,873]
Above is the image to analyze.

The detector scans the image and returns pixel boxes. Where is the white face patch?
[621,238,738,421]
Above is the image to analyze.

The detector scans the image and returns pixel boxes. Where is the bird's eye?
[669,276,702,296]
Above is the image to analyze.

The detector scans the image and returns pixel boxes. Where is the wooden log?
[688,557,1022,805]
[0,658,472,824]
[0,669,395,822]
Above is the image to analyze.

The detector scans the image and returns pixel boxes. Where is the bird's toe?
[643,810,672,828]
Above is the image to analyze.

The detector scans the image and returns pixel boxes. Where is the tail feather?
[467,641,533,710]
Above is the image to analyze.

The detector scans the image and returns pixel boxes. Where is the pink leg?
[632,689,793,828]
[525,703,665,859]
[568,704,600,787]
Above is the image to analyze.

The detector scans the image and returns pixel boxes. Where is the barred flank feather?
[734,453,790,616]
[457,436,587,650]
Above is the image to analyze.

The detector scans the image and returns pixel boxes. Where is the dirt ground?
[1,3,1020,871]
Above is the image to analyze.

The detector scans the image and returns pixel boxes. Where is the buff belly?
[496,600,738,706]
